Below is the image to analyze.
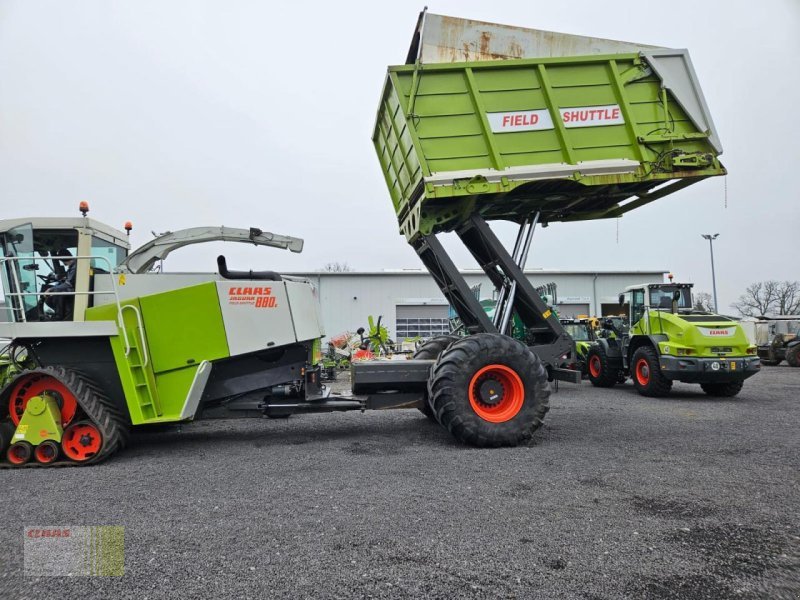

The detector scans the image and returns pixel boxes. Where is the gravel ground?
[0,365,798,599]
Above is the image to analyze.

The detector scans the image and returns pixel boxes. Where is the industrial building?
[286,269,667,340]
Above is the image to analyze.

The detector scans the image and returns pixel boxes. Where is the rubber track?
[429,334,550,447]
[0,366,130,468]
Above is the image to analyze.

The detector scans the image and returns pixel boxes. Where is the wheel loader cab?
[0,218,129,322]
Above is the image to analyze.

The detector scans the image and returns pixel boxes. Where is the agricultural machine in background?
[586,282,759,396]
[749,316,800,367]
[559,317,598,376]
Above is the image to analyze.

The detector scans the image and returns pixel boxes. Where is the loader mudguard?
[217,255,282,281]
[597,337,622,359]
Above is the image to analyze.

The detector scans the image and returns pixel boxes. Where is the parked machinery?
[586,282,759,397]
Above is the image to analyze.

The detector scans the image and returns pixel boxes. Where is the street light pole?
[701,233,720,312]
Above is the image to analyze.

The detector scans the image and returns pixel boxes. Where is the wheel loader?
[585,282,760,397]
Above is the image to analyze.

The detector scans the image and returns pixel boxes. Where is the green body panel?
[14,395,63,445]
[632,312,754,359]
[138,283,229,373]
[374,54,725,241]
[86,282,230,426]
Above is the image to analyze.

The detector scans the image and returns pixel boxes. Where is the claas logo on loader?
[228,286,278,308]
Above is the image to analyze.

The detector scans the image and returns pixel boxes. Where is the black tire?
[700,381,744,397]
[413,335,460,421]
[631,346,672,397]
[428,333,550,447]
[786,345,800,368]
[586,344,618,388]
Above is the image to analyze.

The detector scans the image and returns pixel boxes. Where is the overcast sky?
[0,0,797,311]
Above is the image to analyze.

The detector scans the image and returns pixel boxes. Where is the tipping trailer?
[363,11,729,443]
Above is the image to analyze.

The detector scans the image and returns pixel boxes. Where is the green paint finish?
[86,282,228,425]
[138,283,229,373]
[14,394,63,445]
[373,53,725,241]
[633,312,754,360]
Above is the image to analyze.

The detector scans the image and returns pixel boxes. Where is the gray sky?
[1,0,798,311]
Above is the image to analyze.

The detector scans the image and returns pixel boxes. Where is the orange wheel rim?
[7,443,31,465]
[34,441,59,464]
[61,422,102,462]
[635,358,650,386]
[9,375,78,427]
[468,364,525,423]
[589,355,601,378]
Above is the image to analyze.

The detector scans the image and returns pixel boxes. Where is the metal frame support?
[412,214,577,380]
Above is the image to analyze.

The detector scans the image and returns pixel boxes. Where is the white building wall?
[287,270,666,340]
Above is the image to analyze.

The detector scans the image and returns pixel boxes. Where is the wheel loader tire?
[413,335,460,421]
[786,345,800,368]
[631,346,672,397]
[586,345,618,388]
[700,381,744,397]
[428,333,550,447]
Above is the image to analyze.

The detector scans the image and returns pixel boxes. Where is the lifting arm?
[117,227,303,274]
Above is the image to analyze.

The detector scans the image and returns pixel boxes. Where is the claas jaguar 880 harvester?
[0,11,731,465]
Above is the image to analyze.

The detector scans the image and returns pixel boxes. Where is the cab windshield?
[562,322,591,341]
[649,286,692,310]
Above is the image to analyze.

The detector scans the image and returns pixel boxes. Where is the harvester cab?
[586,282,760,397]
[0,217,129,323]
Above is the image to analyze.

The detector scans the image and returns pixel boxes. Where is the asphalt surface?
[1,365,798,599]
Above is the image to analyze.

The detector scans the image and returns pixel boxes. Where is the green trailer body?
[373,13,725,241]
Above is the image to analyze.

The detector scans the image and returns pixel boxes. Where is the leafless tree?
[732,281,800,316]
[693,292,715,312]
[322,261,352,273]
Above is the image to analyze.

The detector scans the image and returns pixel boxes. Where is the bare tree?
[732,280,800,316]
[322,261,352,273]
[775,281,800,314]
[693,292,715,312]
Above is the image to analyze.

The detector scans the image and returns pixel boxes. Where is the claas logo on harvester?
[228,286,277,308]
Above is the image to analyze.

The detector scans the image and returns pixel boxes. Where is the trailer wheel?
[700,381,744,397]
[413,335,460,421]
[428,333,549,447]
[586,345,618,388]
[631,346,672,397]
[786,346,800,368]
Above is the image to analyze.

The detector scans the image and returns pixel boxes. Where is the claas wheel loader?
[585,282,760,397]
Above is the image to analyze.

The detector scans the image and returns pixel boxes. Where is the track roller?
[7,441,32,465]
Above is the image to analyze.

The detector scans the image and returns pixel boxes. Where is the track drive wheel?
[631,346,672,397]
[586,345,618,388]
[700,381,744,397]
[413,335,460,422]
[428,333,549,447]
[7,373,78,426]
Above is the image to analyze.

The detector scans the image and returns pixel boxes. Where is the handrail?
[120,304,148,367]
[0,255,132,355]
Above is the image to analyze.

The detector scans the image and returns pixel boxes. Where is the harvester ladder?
[120,305,161,419]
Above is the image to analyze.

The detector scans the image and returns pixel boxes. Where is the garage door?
[395,305,450,339]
